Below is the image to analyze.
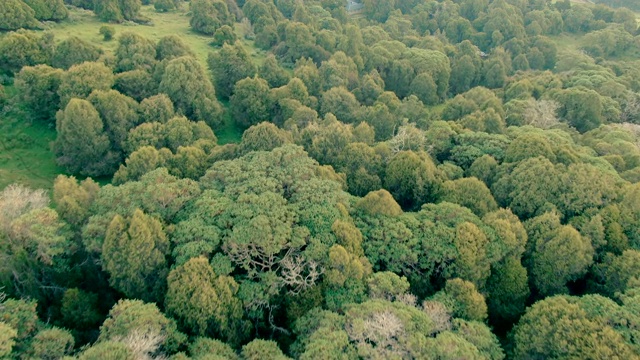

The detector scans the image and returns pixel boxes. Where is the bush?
[99,25,116,41]
[154,0,175,11]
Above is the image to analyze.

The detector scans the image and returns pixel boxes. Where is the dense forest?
[1,0,640,358]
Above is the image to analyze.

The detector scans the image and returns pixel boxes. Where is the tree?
[242,339,290,360]
[100,25,116,41]
[525,212,594,296]
[52,36,102,70]
[0,0,38,30]
[554,87,606,133]
[363,0,395,22]
[431,278,488,322]
[511,296,636,359]
[53,175,99,227]
[60,288,102,330]
[114,70,156,102]
[230,76,272,128]
[29,328,74,359]
[0,31,54,75]
[14,65,63,123]
[159,56,223,129]
[238,122,292,154]
[207,42,257,99]
[384,151,440,210]
[139,94,175,123]
[0,322,17,358]
[485,256,529,325]
[319,87,361,124]
[77,341,134,360]
[99,299,186,353]
[94,0,124,22]
[58,61,115,108]
[115,32,157,72]
[212,25,237,46]
[190,0,234,35]
[259,54,290,88]
[440,177,498,217]
[89,90,140,153]
[154,0,176,12]
[410,72,438,106]
[23,0,68,21]
[156,35,194,61]
[102,210,169,302]
[53,99,119,176]
[165,257,248,345]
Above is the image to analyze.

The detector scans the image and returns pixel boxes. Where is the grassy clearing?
[0,86,63,190]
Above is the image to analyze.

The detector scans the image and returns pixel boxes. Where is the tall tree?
[53,99,119,176]
[207,42,256,99]
[102,209,169,302]
[159,56,223,129]
[189,0,234,35]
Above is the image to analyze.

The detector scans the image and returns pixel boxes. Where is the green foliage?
[190,0,234,35]
[0,0,39,31]
[100,299,186,353]
[238,122,292,154]
[230,76,272,129]
[156,35,194,61]
[78,341,135,360]
[511,295,636,359]
[14,64,63,123]
[440,177,498,217]
[159,56,223,129]
[23,0,68,21]
[95,0,141,22]
[241,339,290,360]
[99,25,116,41]
[384,151,440,210]
[53,37,102,70]
[29,327,74,359]
[60,288,102,330]
[0,31,54,75]
[212,25,237,47]
[116,32,157,72]
[102,209,169,302]
[165,257,248,345]
[58,61,115,108]
[0,321,17,358]
[89,89,140,153]
[53,98,117,176]
[525,212,594,296]
[207,42,257,99]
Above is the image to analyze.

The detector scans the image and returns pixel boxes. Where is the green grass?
[216,99,244,145]
[0,86,64,190]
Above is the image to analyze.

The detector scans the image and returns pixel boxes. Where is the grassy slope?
[0,86,63,190]
[0,5,264,190]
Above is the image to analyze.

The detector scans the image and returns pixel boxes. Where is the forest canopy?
[1,0,640,358]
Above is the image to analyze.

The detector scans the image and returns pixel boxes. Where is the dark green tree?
[53,99,119,176]
[230,76,272,129]
[52,36,102,70]
[58,61,115,107]
[207,42,257,99]
[189,0,234,35]
[159,56,223,129]
[115,32,157,72]
[14,64,63,123]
